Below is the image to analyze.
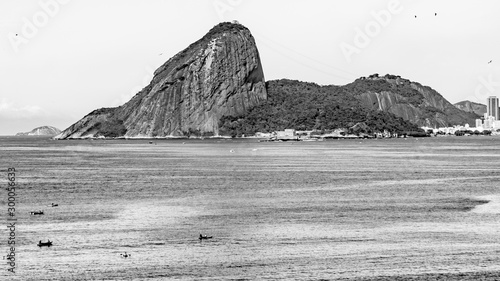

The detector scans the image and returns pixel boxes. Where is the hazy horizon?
[1,0,500,135]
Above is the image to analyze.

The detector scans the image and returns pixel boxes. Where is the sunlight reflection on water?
[472,195,500,214]
[2,136,500,280]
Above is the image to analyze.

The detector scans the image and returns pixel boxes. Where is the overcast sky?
[1,0,500,135]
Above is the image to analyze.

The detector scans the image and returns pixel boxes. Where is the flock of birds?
[14,11,492,65]
[415,12,438,18]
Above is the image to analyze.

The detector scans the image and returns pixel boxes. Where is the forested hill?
[343,74,478,127]
[219,75,477,137]
[219,78,422,136]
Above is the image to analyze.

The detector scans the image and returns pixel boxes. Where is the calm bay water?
[1,136,500,280]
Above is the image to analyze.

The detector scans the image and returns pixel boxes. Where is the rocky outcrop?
[454,100,486,116]
[16,126,61,136]
[358,91,422,124]
[54,108,125,139]
[56,22,266,139]
[351,75,478,127]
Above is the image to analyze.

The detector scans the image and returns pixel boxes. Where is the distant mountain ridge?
[56,23,477,139]
[16,126,61,136]
[219,78,421,136]
[219,74,478,136]
[454,100,486,116]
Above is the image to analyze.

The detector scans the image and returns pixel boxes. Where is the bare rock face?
[454,100,486,116]
[56,22,266,139]
[353,75,478,127]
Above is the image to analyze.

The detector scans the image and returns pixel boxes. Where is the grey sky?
[1,0,499,135]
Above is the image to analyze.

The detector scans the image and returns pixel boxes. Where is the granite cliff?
[348,74,478,127]
[454,100,486,116]
[56,22,266,139]
[16,126,61,136]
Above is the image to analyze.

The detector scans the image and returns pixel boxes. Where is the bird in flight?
[414,15,417,18]
[435,13,437,16]
[488,60,493,64]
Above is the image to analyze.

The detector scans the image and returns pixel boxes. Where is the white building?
[482,113,496,129]
[475,119,483,128]
[276,129,298,140]
[487,96,499,120]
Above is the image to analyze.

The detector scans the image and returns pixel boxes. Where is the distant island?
[16,126,61,136]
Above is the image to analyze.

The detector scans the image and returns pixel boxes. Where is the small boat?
[199,234,213,240]
[51,203,58,207]
[37,240,52,247]
[30,210,44,215]
[120,252,131,258]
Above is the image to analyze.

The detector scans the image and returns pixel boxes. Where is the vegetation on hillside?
[219,79,422,137]
[94,118,127,138]
[81,115,127,138]
[344,75,424,107]
[85,107,117,117]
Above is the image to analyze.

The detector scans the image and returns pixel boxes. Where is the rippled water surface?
[1,136,500,280]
